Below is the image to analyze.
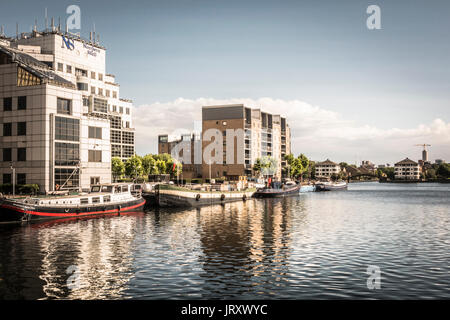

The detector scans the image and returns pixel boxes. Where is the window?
[18,96,26,110]
[98,73,103,81]
[91,71,96,79]
[3,123,12,136]
[17,148,26,161]
[113,91,117,99]
[91,86,96,94]
[112,144,121,157]
[103,195,111,202]
[92,197,100,203]
[55,142,79,166]
[54,168,79,189]
[125,121,129,128]
[119,106,123,113]
[88,126,102,139]
[82,96,89,107]
[93,98,107,113]
[17,173,26,185]
[80,198,89,204]
[57,98,71,115]
[113,105,117,112]
[122,131,134,145]
[3,148,12,161]
[90,177,100,185]
[126,108,130,115]
[75,68,87,77]
[3,97,12,111]
[77,83,88,91]
[17,122,26,136]
[66,65,72,73]
[111,130,121,143]
[17,67,41,86]
[57,63,64,72]
[3,173,11,184]
[98,88,103,96]
[55,117,80,141]
[88,150,102,162]
[106,90,110,97]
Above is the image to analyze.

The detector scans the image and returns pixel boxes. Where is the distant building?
[157,133,202,179]
[315,159,340,179]
[435,159,445,165]
[394,158,420,180]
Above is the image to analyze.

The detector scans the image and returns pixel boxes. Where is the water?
[0,182,449,299]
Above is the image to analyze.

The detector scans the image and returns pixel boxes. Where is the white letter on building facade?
[203,129,223,165]
[226,129,245,165]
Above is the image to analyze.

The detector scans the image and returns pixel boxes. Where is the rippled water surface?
[0,182,449,299]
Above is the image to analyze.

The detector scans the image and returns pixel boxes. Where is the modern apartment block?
[394,158,421,180]
[315,159,341,178]
[0,27,135,193]
[201,104,291,180]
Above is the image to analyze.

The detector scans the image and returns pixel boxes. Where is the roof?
[395,158,419,166]
[0,44,75,89]
[316,159,338,166]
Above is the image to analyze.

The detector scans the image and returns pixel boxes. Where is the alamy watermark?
[366,265,381,289]
[366,5,381,30]
[66,265,81,290]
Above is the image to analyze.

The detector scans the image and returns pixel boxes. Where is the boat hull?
[253,185,301,198]
[156,188,255,207]
[0,197,146,224]
[315,183,348,191]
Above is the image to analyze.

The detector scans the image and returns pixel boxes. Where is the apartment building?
[201,104,291,180]
[394,158,421,180]
[315,159,341,179]
[0,27,135,192]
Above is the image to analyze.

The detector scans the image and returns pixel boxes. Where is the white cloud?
[133,98,450,164]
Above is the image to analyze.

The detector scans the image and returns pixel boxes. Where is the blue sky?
[2,0,450,163]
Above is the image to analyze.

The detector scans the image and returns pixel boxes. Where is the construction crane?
[414,144,431,162]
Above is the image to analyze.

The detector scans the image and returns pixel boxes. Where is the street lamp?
[10,162,15,197]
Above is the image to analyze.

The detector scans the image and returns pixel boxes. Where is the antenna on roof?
[51,17,55,31]
[45,8,48,31]
[97,34,100,44]
[93,22,96,44]
[1,25,4,36]
[34,19,37,32]
[16,22,19,39]
[58,17,61,32]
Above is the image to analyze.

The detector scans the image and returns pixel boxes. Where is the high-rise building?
[0,28,135,193]
[201,104,291,180]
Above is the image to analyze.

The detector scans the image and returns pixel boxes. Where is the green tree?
[111,157,125,182]
[253,158,263,177]
[155,159,167,174]
[425,168,437,180]
[125,155,143,179]
[437,163,450,178]
[141,154,157,176]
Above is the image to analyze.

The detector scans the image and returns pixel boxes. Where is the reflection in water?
[0,183,449,299]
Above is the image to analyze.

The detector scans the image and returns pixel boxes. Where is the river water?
[0,182,449,299]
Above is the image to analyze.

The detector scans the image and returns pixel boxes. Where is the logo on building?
[62,35,75,50]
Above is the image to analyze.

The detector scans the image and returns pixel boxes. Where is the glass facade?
[93,98,107,113]
[55,142,80,166]
[54,168,79,189]
[55,117,80,141]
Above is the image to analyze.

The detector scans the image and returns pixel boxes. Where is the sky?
[2,0,449,164]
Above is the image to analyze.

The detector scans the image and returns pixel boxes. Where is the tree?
[253,158,263,177]
[437,163,450,178]
[425,168,437,180]
[125,155,143,179]
[111,157,125,182]
[141,154,157,176]
[285,153,310,180]
[155,159,167,174]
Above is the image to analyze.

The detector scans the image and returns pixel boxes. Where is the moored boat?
[155,184,256,207]
[315,181,348,191]
[0,183,146,224]
[253,180,301,198]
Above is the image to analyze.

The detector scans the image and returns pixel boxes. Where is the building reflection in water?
[196,199,294,298]
[35,212,145,299]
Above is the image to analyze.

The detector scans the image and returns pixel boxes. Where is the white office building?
[0,27,135,193]
[394,158,421,180]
